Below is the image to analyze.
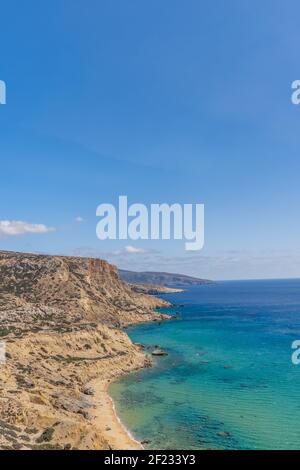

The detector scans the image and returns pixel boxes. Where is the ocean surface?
[110,279,300,450]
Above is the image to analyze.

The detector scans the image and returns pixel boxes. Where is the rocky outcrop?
[0,326,148,450]
[151,347,168,356]
[0,251,171,450]
[0,251,170,333]
[129,283,184,295]
[119,269,212,287]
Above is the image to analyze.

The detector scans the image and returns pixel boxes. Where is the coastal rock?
[151,348,168,356]
[144,355,153,368]
[129,283,184,295]
[141,439,151,445]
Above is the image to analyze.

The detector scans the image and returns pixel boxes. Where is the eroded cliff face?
[0,251,169,331]
[0,251,170,450]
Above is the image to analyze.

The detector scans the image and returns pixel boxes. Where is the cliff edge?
[0,251,171,450]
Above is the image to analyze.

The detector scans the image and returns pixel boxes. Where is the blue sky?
[0,0,300,280]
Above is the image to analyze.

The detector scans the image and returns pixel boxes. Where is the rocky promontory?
[0,251,171,450]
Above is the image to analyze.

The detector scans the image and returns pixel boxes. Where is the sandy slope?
[0,251,171,450]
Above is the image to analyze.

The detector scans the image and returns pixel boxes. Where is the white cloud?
[75,216,84,223]
[72,245,150,259]
[106,245,151,256]
[124,245,147,254]
[0,220,55,237]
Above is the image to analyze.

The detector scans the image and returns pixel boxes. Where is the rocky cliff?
[0,251,170,450]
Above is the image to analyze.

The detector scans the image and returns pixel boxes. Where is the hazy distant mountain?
[119,270,212,287]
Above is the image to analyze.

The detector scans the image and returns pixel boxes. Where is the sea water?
[110,279,300,450]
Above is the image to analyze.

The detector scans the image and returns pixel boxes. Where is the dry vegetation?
[0,251,170,450]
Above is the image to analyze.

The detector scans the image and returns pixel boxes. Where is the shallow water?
[110,279,300,450]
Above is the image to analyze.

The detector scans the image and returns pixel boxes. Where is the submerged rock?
[141,439,151,445]
[144,355,153,368]
[217,431,231,438]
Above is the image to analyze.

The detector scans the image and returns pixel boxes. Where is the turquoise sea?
[110,280,300,450]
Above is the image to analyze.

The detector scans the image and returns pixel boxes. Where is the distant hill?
[119,269,212,287]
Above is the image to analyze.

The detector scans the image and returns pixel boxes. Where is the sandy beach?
[88,378,143,450]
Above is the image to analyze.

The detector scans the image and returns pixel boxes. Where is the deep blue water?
[110,279,300,449]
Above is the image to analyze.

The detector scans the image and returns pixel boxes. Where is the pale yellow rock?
[0,251,171,450]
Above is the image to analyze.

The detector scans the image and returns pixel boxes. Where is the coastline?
[87,313,174,450]
[87,306,177,450]
[88,377,144,450]
[0,250,177,450]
